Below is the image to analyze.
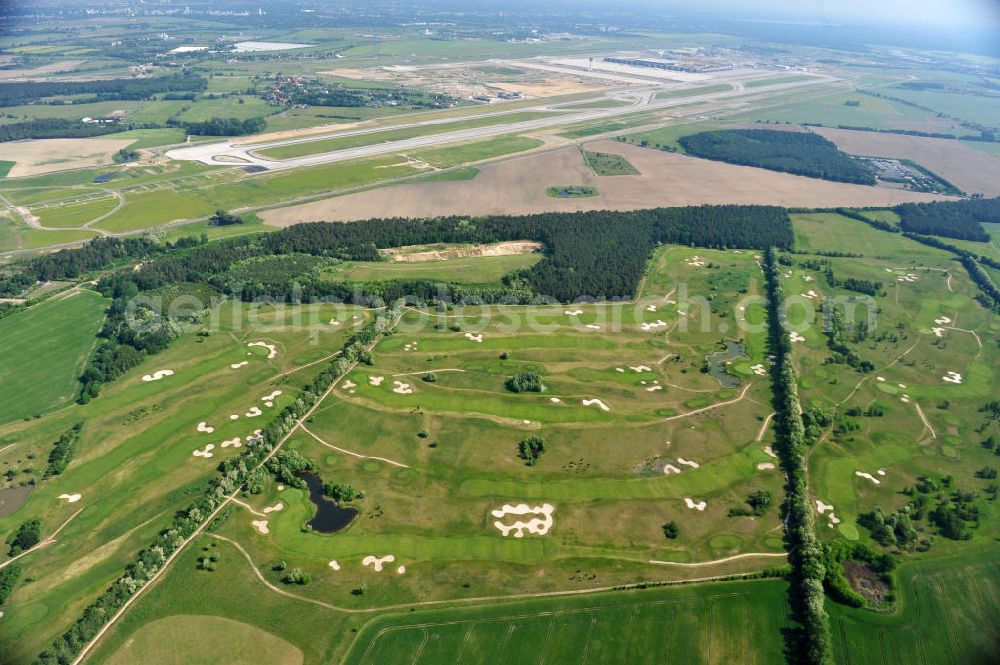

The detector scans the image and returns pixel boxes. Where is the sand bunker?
[229,414,239,420]
[876,376,885,382]
[647,385,663,392]
[491,503,555,537]
[196,422,215,433]
[58,493,82,503]
[231,361,249,369]
[251,520,269,534]
[685,256,706,268]
[816,500,834,514]
[901,395,910,403]
[464,332,484,343]
[897,273,918,283]
[585,324,601,330]
[750,363,767,376]
[931,327,945,337]
[582,398,610,412]
[646,304,658,312]
[550,397,562,403]
[934,316,952,325]
[141,369,174,382]
[803,275,814,282]
[789,332,806,343]
[403,341,418,352]
[221,437,242,448]
[641,320,668,331]
[362,554,396,571]
[764,446,778,458]
[801,290,819,299]
[396,565,406,575]
[565,309,584,315]
[942,371,963,384]
[677,458,700,469]
[756,462,775,470]
[193,444,215,458]
[342,380,357,390]
[856,471,881,485]
[261,390,282,402]
[630,365,652,373]
[263,502,284,513]
[328,560,341,571]
[662,463,682,475]
[393,381,413,395]
[684,498,707,511]
[329,319,341,326]
[369,376,385,386]
[245,407,263,418]
[247,341,278,359]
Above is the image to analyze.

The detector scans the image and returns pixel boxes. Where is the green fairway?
[0,290,107,424]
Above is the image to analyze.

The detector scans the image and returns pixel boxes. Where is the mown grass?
[745,74,817,88]
[322,252,541,285]
[32,195,119,229]
[655,84,732,99]
[0,289,107,424]
[407,135,542,168]
[0,160,14,178]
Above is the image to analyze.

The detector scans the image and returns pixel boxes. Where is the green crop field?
[0,290,107,424]
[0,161,14,178]
[582,149,640,175]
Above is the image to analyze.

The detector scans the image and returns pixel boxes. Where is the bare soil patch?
[843,559,889,605]
[813,127,1000,196]
[260,140,948,226]
[0,59,84,81]
[380,240,542,262]
[4,138,134,177]
[488,79,602,97]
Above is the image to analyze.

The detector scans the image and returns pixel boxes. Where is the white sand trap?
[263,502,284,513]
[522,419,531,425]
[789,332,806,343]
[615,367,625,373]
[855,471,881,485]
[464,332,484,343]
[362,554,396,571]
[230,361,249,369]
[877,376,885,382]
[764,446,778,458]
[328,560,341,571]
[221,437,242,448]
[685,256,706,267]
[277,484,285,491]
[251,520,269,535]
[630,365,652,373]
[491,503,555,537]
[141,369,174,382]
[193,444,215,458]
[369,376,385,386]
[647,385,663,392]
[329,319,341,326]
[901,396,910,403]
[582,398,610,412]
[757,462,775,470]
[898,383,906,388]
[196,422,214,433]
[248,341,278,358]
[585,324,601,330]
[342,380,357,390]
[396,565,406,575]
[261,390,282,402]
[393,381,413,395]
[934,316,952,325]
[932,327,945,337]
[684,498,707,511]
[550,397,562,403]
[677,458,700,469]
[229,414,239,420]
[265,402,274,408]
[646,304,658,312]
[245,407,263,418]
[816,500,834,514]
[877,469,886,476]
[641,320,668,331]
[662,464,682,475]
[829,513,841,524]
[750,363,767,376]
[564,309,584,315]
[58,493,82,503]
[803,275,815,282]
[942,371,963,384]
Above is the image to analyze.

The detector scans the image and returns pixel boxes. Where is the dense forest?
[0,75,207,107]
[895,197,999,241]
[0,118,126,143]
[169,116,266,136]
[678,129,876,185]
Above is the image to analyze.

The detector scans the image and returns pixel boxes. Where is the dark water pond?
[705,342,749,389]
[298,473,358,534]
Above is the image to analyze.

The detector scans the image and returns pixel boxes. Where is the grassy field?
[0,289,107,424]
[582,149,640,176]
[257,112,557,160]
[0,160,14,178]
[745,74,817,88]
[322,253,542,284]
[408,135,543,169]
[884,86,1000,129]
[655,84,732,99]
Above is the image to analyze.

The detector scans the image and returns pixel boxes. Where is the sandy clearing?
[4,138,135,178]
[58,493,82,503]
[813,127,1000,196]
[491,503,555,537]
[260,141,948,227]
[248,341,278,358]
[141,369,174,382]
[193,444,215,458]
[196,422,214,434]
[231,361,249,369]
[328,560,341,571]
[581,398,610,412]
[252,520,269,534]
[816,500,834,514]
[229,414,239,420]
[684,497,707,511]
[756,462,775,470]
[392,380,413,395]
[362,554,395,571]
[646,385,663,392]
[382,240,542,262]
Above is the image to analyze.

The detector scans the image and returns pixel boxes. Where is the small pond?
[705,341,749,389]
[298,473,358,534]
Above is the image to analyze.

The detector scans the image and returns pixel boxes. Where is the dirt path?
[662,382,753,422]
[269,351,341,381]
[230,497,267,517]
[0,507,84,571]
[755,412,776,442]
[648,552,787,567]
[913,402,937,440]
[300,424,410,469]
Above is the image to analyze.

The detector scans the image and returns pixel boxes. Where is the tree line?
[763,247,834,665]
[895,197,999,242]
[167,116,266,136]
[677,129,876,185]
[0,75,207,107]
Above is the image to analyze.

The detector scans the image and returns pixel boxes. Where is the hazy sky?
[690,0,1000,28]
